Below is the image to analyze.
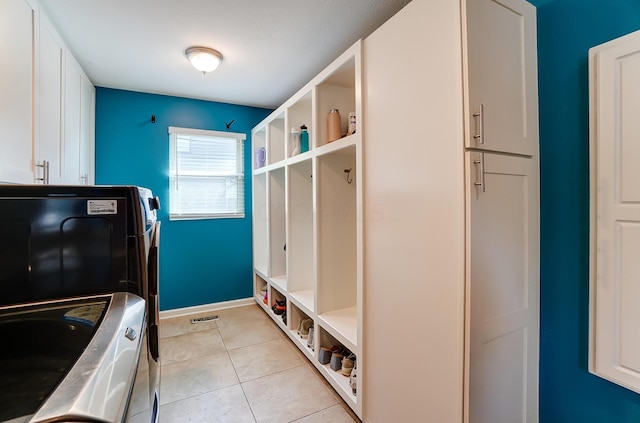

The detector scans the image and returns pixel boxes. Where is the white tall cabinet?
[363,1,539,423]
[0,0,95,185]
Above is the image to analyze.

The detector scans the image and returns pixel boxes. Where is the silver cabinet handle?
[473,154,485,193]
[473,104,484,145]
[35,160,50,184]
[80,173,89,185]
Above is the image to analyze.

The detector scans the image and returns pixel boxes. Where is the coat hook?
[226,119,234,130]
[151,115,156,124]
[344,168,353,184]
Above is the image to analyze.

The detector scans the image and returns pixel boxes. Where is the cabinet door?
[64,54,82,184]
[0,0,36,183]
[79,75,95,185]
[37,13,65,184]
[589,30,640,394]
[466,151,539,423]
[465,0,538,156]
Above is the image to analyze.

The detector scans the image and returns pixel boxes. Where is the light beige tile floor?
[158,304,359,423]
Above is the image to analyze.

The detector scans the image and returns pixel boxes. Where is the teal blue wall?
[532,0,640,421]
[95,88,271,311]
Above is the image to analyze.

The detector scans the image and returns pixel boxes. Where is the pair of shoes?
[272,299,286,315]
[307,327,314,350]
[341,353,356,376]
[297,318,313,339]
[262,288,268,305]
[350,365,357,395]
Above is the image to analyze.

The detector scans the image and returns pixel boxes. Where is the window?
[168,127,246,220]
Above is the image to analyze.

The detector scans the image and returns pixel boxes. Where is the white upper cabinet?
[0,0,95,185]
[590,29,640,395]
[37,11,66,184]
[65,53,95,185]
[464,0,538,156]
[79,74,95,185]
[0,0,36,183]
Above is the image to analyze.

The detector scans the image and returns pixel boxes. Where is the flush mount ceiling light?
[185,46,223,74]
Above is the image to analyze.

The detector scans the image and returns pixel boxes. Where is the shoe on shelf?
[272,299,286,315]
[262,291,268,305]
[299,318,313,339]
[307,327,314,350]
[350,365,357,395]
[330,350,344,371]
[318,347,332,364]
[341,353,356,376]
[282,312,287,325]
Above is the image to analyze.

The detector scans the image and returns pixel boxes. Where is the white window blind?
[168,127,246,220]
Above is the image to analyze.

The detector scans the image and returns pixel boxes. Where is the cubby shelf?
[318,307,357,351]
[289,290,314,315]
[251,39,362,419]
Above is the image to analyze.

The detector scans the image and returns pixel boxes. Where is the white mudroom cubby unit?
[252,40,363,418]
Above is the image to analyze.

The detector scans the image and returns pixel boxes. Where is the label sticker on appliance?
[87,200,118,215]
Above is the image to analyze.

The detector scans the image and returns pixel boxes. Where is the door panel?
[590,30,640,393]
[465,0,538,156]
[0,0,35,183]
[467,151,539,423]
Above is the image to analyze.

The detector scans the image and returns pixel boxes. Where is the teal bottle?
[300,124,309,153]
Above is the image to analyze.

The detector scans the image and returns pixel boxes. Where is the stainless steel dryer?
[0,185,160,423]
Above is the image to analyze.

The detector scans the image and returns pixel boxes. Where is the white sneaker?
[349,365,357,394]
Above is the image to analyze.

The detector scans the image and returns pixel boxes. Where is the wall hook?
[226,119,234,130]
[151,114,156,124]
[344,168,353,184]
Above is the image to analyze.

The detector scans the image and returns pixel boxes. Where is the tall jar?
[327,109,342,143]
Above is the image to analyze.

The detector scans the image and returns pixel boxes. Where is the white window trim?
[168,127,247,221]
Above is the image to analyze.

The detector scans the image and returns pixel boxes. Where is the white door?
[64,54,82,184]
[464,0,538,156]
[0,0,36,183]
[589,29,640,394]
[37,12,65,184]
[79,74,95,184]
[466,151,539,423]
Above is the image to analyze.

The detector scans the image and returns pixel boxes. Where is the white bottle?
[290,127,300,156]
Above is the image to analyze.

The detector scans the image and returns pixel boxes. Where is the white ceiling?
[41,0,412,110]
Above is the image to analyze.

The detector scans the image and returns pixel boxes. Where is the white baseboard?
[159,297,255,320]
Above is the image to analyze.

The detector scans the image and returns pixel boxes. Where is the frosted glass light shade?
[185,47,223,74]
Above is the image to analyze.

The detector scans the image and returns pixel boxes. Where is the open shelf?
[287,159,314,302]
[268,114,285,165]
[268,285,287,328]
[253,127,267,170]
[287,90,313,156]
[270,275,286,292]
[255,274,268,305]
[289,290,314,315]
[252,173,268,275]
[318,307,357,351]
[316,148,357,318]
[268,168,286,288]
[316,56,356,149]
[288,304,315,356]
[316,326,357,405]
[251,40,362,420]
